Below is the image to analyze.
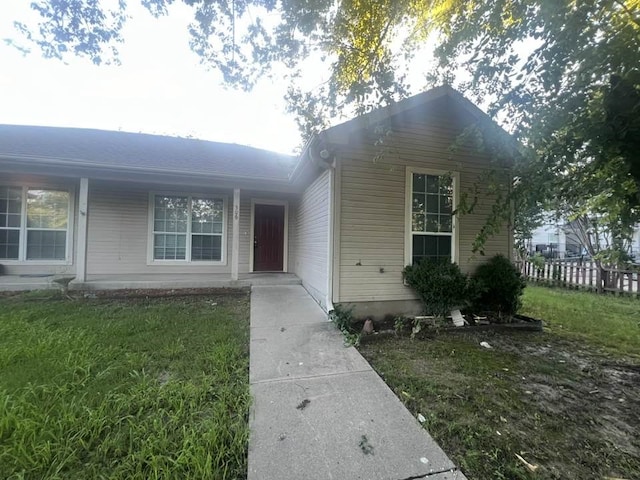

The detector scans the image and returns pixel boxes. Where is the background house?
[0,85,513,317]
[527,218,640,261]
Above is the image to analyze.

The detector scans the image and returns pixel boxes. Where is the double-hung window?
[0,186,21,260]
[408,170,457,264]
[151,194,225,263]
[0,186,71,262]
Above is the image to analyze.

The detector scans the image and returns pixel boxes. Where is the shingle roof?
[322,85,495,139]
[0,125,297,181]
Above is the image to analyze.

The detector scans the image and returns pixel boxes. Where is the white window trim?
[249,198,289,273]
[146,192,228,266]
[404,167,460,265]
[0,184,75,265]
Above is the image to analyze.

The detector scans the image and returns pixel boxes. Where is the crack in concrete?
[397,467,462,480]
[250,368,373,385]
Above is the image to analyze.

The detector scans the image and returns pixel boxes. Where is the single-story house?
[527,215,640,260]
[0,85,513,317]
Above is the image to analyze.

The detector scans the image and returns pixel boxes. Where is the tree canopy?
[8,0,640,259]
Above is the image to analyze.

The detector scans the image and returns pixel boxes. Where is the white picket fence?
[516,259,639,296]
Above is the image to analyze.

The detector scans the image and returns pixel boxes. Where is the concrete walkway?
[248,285,468,480]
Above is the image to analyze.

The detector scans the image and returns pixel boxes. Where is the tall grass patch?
[0,292,250,479]
[521,285,640,357]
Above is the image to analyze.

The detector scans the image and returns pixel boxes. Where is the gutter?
[287,135,317,184]
[0,153,293,184]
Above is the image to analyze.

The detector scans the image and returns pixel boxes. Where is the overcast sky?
[0,3,436,155]
[0,2,310,154]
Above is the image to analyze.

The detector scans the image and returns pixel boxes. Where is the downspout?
[325,163,336,314]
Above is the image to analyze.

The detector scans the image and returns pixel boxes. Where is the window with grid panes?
[0,186,70,261]
[26,190,69,260]
[152,195,224,262]
[0,186,22,260]
[410,173,454,264]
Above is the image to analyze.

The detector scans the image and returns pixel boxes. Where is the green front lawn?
[359,286,640,480]
[0,290,250,480]
[521,285,640,358]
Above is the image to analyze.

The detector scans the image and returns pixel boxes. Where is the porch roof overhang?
[0,153,304,193]
[0,124,325,193]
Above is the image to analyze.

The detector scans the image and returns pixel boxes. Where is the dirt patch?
[359,329,640,479]
[157,370,171,386]
[480,332,640,462]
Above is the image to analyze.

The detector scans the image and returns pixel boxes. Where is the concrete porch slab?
[250,321,370,383]
[0,273,301,292]
[0,275,57,291]
[76,273,301,290]
[249,370,458,480]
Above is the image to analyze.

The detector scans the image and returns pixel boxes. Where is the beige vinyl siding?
[87,182,233,275]
[292,169,330,307]
[337,99,510,303]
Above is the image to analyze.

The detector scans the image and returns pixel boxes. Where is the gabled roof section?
[0,125,296,181]
[320,84,513,147]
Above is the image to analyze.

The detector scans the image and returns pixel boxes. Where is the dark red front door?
[254,204,285,272]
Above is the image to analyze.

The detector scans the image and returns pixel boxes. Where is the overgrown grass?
[0,291,250,480]
[521,285,640,357]
[359,287,640,480]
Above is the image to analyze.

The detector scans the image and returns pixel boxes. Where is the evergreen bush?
[403,259,468,317]
[470,254,525,317]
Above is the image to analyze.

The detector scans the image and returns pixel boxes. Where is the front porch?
[0,273,301,292]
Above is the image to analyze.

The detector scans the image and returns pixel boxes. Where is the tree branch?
[612,0,640,29]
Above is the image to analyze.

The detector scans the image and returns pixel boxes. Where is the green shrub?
[470,254,525,316]
[403,260,468,317]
